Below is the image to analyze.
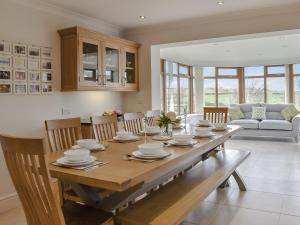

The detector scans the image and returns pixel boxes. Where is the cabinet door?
[103,43,121,87]
[79,38,101,86]
[121,47,138,90]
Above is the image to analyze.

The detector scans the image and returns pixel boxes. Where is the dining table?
[47,125,243,211]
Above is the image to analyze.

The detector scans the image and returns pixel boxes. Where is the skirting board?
[0,193,21,214]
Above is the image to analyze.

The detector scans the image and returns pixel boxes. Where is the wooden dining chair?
[0,134,114,225]
[91,115,118,142]
[203,107,228,123]
[145,110,161,126]
[123,112,145,134]
[45,118,82,152]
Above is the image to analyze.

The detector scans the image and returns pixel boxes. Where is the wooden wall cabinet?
[58,26,140,91]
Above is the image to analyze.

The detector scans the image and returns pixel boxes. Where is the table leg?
[232,170,247,191]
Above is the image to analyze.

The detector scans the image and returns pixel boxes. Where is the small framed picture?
[0,55,11,67]
[28,58,40,70]
[41,71,52,82]
[13,57,27,69]
[28,46,40,58]
[42,83,53,94]
[0,82,12,94]
[29,83,40,95]
[41,47,52,59]
[13,43,27,56]
[0,68,12,81]
[0,41,12,54]
[13,70,27,81]
[41,60,52,70]
[28,70,40,82]
[14,83,27,95]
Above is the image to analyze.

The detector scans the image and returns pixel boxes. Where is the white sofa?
[229,103,300,142]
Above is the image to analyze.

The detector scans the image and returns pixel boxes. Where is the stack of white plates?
[132,150,171,159]
[168,140,198,146]
[56,149,96,167]
[131,143,171,159]
[113,131,139,141]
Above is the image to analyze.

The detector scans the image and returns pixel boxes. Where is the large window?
[245,66,265,103]
[161,60,194,114]
[293,64,300,107]
[203,67,240,106]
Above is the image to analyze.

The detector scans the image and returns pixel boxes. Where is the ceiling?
[41,0,300,28]
[160,33,300,67]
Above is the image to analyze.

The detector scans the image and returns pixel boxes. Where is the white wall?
[123,4,300,112]
[0,0,123,212]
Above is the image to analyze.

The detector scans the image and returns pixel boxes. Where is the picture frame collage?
[0,40,53,95]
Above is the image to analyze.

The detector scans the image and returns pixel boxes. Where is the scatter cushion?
[229,107,245,120]
[281,104,300,121]
[251,107,266,121]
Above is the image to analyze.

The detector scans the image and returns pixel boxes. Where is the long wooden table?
[48,125,243,210]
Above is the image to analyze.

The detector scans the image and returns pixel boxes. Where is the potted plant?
[157,112,181,136]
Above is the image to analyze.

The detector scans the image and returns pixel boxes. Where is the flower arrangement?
[156,112,181,135]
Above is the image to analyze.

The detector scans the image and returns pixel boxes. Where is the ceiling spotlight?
[139,15,146,19]
[217,1,224,5]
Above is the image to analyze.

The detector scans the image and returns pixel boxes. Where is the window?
[266,66,286,103]
[203,67,240,106]
[161,60,193,115]
[293,64,300,107]
[245,66,264,103]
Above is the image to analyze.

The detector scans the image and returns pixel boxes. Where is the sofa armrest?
[292,114,300,134]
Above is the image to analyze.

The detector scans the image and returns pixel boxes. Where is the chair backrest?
[45,118,82,152]
[123,112,145,134]
[145,110,161,126]
[0,135,65,225]
[91,115,118,142]
[203,107,228,123]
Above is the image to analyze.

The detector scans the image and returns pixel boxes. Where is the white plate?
[113,136,139,141]
[132,150,171,159]
[194,133,216,138]
[168,140,198,146]
[56,156,96,167]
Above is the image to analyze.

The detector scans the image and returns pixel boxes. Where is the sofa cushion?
[266,112,284,120]
[281,104,300,121]
[229,107,245,120]
[230,119,259,129]
[231,104,261,119]
[259,120,292,131]
[251,107,266,120]
[262,103,292,112]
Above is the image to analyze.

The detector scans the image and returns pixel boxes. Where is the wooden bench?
[116,149,250,225]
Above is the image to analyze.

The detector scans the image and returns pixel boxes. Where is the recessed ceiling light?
[139,15,146,19]
[217,1,224,5]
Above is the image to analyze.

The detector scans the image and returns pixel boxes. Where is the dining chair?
[0,134,114,225]
[145,110,161,126]
[123,112,145,134]
[203,107,228,124]
[45,118,82,152]
[91,115,118,142]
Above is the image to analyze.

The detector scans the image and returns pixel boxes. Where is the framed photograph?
[29,83,40,95]
[41,60,52,70]
[28,58,40,70]
[28,46,40,58]
[28,70,40,82]
[14,83,27,95]
[42,83,53,94]
[0,41,12,54]
[13,57,27,69]
[13,43,27,56]
[0,68,12,81]
[41,71,52,82]
[41,47,52,59]
[0,83,12,94]
[13,70,27,81]
[0,55,11,67]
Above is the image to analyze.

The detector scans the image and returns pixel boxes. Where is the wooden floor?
[2,139,300,225]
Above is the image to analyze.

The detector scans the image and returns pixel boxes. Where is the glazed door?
[121,47,138,90]
[79,38,101,86]
[103,43,121,87]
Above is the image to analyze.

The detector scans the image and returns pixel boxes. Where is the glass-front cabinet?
[58,26,139,91]
[79,38,101,86]
[103,43,121,87]
[122,47,138,89]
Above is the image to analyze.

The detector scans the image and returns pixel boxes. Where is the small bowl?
[173,134,194,143]
[76,139,98,149]
[64,149,90,162]
[116,131,133,139]
[138,143,164,155]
